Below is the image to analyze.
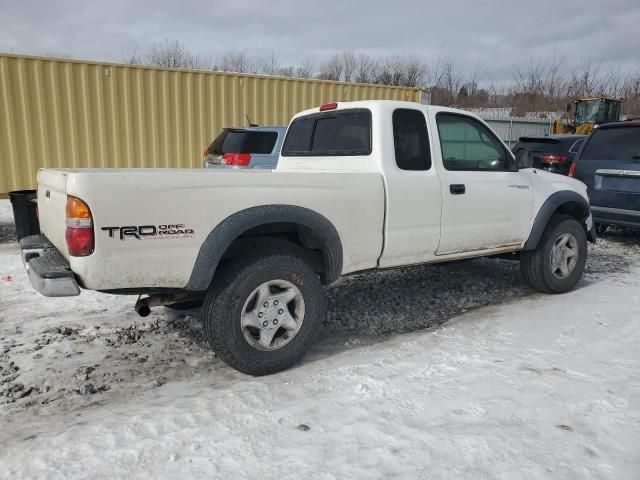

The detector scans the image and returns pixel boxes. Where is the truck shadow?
[322,257,528,337]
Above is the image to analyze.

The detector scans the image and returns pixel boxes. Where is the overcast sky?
[1,0,638,85]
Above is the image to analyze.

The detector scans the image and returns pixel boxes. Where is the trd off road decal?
[101,224,195,240]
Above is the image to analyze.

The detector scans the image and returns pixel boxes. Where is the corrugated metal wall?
[480,115,553,148]
[0,54,420,194]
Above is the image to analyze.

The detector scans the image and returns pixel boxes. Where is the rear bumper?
[592,205,640,228]
[19,235,80,297]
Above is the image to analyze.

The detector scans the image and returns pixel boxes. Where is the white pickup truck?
[21,100,596,375]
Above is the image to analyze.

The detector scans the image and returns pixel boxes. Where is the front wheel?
[520,214,588,294]
[202,254,325,375]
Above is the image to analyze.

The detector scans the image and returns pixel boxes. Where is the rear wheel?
[520,214,587,294]
[202,254,325,375]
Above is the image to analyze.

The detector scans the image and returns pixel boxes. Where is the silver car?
[203,126,286,169]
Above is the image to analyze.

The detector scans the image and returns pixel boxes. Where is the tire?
[520,214,587,294]
[202,254,325,375]
[165,299,204,311]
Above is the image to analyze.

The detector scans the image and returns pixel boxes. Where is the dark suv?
[512,134,586,175]
[571,121,640,230]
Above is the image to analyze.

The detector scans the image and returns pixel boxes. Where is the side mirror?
[517,157,532,169]
[514,150,531,169]
[566,103,572,113]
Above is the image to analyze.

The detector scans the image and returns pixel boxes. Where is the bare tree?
[567,57,601,98]
[434,54,462,106]
[277,66,295,77]
[355,54,378,84]
[373,56,427,87]
[341,51,357,82]
[259,52,280,75]
[295,57,315,79]
[147,39,203,69]
[318,54,343,81]
[403,57,428,88]
[216,51,255,73]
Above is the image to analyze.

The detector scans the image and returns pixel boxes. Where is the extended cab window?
[392,109,431,171]
[436,113,510,171]
[282,109,371,156]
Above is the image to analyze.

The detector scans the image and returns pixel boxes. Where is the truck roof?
[291,100,462,120]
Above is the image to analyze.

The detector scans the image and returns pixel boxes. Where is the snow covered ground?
[1,199,640,479]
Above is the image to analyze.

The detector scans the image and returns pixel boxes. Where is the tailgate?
[36,169,70,258]
[594,169,640,194]
[595,168,640,211]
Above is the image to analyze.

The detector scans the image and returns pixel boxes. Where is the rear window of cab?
[281,109,372,156]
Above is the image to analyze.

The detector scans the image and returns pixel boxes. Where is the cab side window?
[392,109,431,171]
[436,113,511,171]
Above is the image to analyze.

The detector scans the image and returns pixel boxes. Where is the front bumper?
[19,235,80,297]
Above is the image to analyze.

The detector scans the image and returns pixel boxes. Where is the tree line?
[129,40,640,117]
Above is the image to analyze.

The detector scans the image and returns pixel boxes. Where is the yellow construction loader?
[552,97,622,135]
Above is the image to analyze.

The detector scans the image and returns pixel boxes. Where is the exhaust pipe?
[135,301,152,317]
[134,293,191,317]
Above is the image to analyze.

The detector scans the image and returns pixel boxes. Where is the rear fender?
[185,205,343,291]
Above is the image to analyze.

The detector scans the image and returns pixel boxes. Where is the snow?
[0,199,16,243]
[1,198,640,479]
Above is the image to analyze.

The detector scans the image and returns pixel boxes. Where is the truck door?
[378,108,443,268]
[431,112,534,255]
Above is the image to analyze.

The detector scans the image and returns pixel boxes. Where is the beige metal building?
[0,54,421,195]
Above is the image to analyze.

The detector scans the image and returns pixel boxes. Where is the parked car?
[203,126,286,169]
[512,134,587,175]
[570,120,640,231]
[21,101,595,375]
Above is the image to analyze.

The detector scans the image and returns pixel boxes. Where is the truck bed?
[37,168,385,290]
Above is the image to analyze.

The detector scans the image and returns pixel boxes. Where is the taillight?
[222,153,252,166]
[65,196,94,256]
[540,154,568,165]
[568,162,577,177]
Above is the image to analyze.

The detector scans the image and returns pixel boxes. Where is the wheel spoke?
[556,234,570,248]
[274,287,298,304]
[256,284,270,307]
[258,327,278,349]
[565,245,578,259]
[281,311,298,331]
[559,259,570,276]
[241,310,260,329]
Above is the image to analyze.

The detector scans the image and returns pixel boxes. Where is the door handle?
[450,184,466,195]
